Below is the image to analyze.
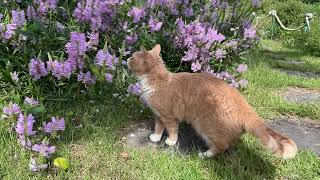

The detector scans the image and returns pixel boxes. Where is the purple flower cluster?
[127,83,142,96]
[148,16,163,32]
[29,58,48,80]
[2,103,21,117]
[24,97,39,106]
[33,0,58,17]
[43,117,65,134]
[47,60,72,80]
[1,10,25,40]
[174,19,225,71]
[128,7,146,23]
[125,33,138,45]
[32,140,56,157]
[236,64,248,73]
[95,49,118,69]
[244,26,256,39]
[73,0,122,31]
[105,73,113,83]
[77,71,96,85]
[65,32,88,71]
[29,157,48,172]
[15,113,36,136]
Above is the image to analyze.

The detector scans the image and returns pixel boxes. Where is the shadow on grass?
[204,142,276,179]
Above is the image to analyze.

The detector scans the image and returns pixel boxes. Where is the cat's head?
[127,44,164,76]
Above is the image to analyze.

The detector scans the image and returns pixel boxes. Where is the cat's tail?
[244,118,297,159]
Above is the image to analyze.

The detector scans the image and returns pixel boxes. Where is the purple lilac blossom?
[236,64,248,73]
[105,73,113,83]
[27,6,37,20]
[34,0,58,16]
[2,103,21,117]
[183,6,193,17]
[125,34,138,45]
[73,0,122,30]
[15,113,36,136]
[215,49,226,59]
[127,83,142,96]
[244,26,256,39]
[211,0,220,8]
[252,0,261,8]
[65,32,88,71]
[3,24,18,39]
[24,97,39,106]
[10,71,19,82]
[47,60,72,79]
[77,71,96,85]
[127,7,146,23]
[29,58,48,80]
[18,135,32,149]
[87,31,99,48]
[191,61,202,72]
[43,117,65,133]
[11,10,26,26]
[238,79,248,88]
[148,16,163,32]
[29,157,48,172]
[32,141,56,157]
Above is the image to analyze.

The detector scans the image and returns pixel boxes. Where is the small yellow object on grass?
[53,157,69,170]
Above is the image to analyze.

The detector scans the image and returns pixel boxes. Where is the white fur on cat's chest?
[137,75,154,101]
[137,75,160,116]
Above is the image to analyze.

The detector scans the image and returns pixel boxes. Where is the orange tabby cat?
[127,44,297,159]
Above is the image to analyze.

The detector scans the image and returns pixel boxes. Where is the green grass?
[1,40,320,179]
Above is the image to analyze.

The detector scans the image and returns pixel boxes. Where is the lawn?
[1,40,319,179]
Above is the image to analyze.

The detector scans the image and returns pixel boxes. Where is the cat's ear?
[150,44,161,56]
[140,45,147,52]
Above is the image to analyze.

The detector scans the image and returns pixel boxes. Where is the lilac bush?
[0,0,261,172]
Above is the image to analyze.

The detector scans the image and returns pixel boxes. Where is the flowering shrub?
[0,0,260,172]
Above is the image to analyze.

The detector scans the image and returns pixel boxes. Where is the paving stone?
[282,87,320,104]
[278,69,320,78]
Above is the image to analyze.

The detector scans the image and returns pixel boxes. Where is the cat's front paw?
[149,133,162,142]
[165,137,178,146]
